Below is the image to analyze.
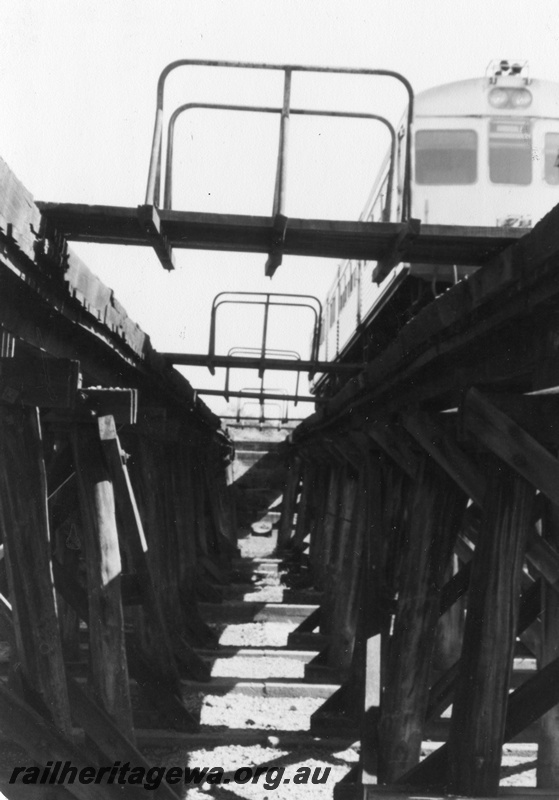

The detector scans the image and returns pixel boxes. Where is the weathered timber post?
[307,463,330,584]
[327,466,367,676]
[131,429,187,629]
[164,440,196,614]
[173,442,221,625]
[130,429,172,611]
[99,416,181,691]
[201,443,237,564]
[359,453,387,785]
[193,452,214,556]
[291,456,327,554]
[375,457,415,723]
[315,463,344,591]
[53,520,81,662]
[130,427,217,651]
[0,681,131,800]
[433,553,465,671]
[447,463,535,796]
[72,420,134,740]
[174,446,222,645]
[380,461,414,602]
[173,441,201,605]
[327,452,389,793]
[321,467,359,638]
[210,448,237,550]
[0,405,72,735]
[537,499,559,788]
[0,596,181,800]
[47,444,82,662]
[277,453,301,549]
[377,457,467,783]
[398,577,544,790]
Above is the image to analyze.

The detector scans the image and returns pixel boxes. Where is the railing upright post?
[272,69,292,218]
[146,107,164,206]
[260,294,271,379]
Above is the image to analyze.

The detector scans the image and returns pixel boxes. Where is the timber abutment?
[0,156,239,797]
[281,202,559,798]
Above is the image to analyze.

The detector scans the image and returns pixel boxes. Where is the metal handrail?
[222,416,305,424]
[237,399,285,425]
[163,101,396,214]
[224,347,302,404]
[242,387,286,425]
[208,291,323,377]
[227,347,301,359]
[146,59,413,220]
[195,387,318,403]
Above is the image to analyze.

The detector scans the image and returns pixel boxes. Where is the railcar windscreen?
[544,132,559,184]
[489,119,532,185]
[415,129,477,185]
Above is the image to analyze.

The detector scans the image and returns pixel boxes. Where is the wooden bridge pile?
[278,203,559,798]
[0,157,237,796]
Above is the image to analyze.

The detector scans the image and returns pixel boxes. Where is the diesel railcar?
[316,60,559,383]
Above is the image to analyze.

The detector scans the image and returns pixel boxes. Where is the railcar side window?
[339,275,348,311]
[319,319,325,345]
[328,296,337,328]
[489,119,531,185]
[415,130,477,185]
[544,133,559,185]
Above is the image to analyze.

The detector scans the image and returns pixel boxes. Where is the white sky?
[2,0,559,418]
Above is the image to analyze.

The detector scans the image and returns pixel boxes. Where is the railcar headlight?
[489,87,532,109]
[489,88,510,108]
[511,88,532,107]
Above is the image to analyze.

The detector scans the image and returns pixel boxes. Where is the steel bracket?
[137,204,176,271]
[373,218,421,284]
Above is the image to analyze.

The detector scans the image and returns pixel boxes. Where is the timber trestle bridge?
[3,79,559,800]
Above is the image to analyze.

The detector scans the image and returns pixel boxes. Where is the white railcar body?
[317,63,559,369]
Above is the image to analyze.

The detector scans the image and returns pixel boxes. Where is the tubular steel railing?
[223,347,302,404]
[146,59,413,221]
[195,387,318,403]
[163,102,396,215]
[208,291,323,377]
[237,398,286,425]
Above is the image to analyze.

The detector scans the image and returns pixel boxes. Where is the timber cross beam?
[36,202,525,270]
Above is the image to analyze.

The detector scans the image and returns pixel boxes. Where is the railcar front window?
[415,130,477,185]
[489,119,532,185]
[544,133,559,185]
